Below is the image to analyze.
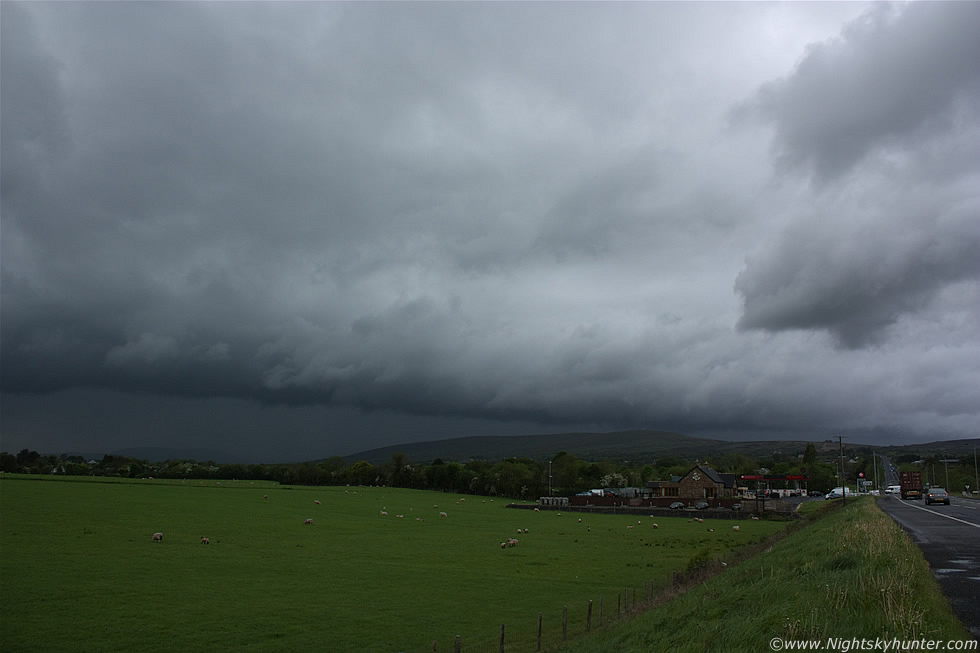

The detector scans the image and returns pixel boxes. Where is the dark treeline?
[3,445,977,497]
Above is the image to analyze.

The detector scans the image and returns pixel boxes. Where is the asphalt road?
[877,494,980,639]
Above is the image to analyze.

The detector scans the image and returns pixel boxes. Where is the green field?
[0,476,785,652]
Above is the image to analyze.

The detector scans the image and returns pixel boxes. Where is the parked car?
[731,503,742,511]
[808,491,823,498]
[695,501,709,510]
[925,488,950,505]
[669,502,685,510]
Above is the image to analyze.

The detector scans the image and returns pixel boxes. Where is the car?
[925,488,950,505]
[669,501,685,510]
[808,491,823,498]
[731,503,742,511]
[695,501,709,510]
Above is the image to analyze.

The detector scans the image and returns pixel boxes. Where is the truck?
[900,471,922,500]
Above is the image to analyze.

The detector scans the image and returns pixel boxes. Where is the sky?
[2,1,979,463]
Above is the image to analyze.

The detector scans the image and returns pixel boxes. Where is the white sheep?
[439,511,448,518]
[152,532,163,542]
[304,518,314,525]
[314,500,321,505]
[732,525,740,531]
[200,536,210,544]
[652,523,659,529]
[380,511,388,516]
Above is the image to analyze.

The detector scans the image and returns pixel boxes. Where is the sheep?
[314,500,321,505]
[304,518,314,525]
[264,495,269,499]
[500,542,507,549]
[507,538,519,547]
[152,532,164,542]
[751,515,760,520]
[707,528,715,532]
[379,511,388,516]
[652,523,659,529]
[439,511,448,518]
[396,514,404,518]
[533,507,540,512]
[732,525,740,531]
[200,536,210,544]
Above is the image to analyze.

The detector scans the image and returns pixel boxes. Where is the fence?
[425,560,729,652]
[424,522,801,652]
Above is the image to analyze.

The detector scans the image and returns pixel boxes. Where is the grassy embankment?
[552,497,973,652]
[0,475,785,652]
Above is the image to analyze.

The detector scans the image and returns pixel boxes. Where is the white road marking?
[899,498,980,529]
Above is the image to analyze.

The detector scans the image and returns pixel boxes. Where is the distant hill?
[341,430,823,465]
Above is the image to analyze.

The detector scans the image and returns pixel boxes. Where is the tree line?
[3,444,977,498]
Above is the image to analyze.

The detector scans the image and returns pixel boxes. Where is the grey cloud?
[735,194,980,348]
[2,1,977,459]
[734,1,980,349]
[735,1,980,183]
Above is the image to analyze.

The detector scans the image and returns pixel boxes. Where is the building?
[646,464,737,501]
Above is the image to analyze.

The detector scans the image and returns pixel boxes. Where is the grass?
[550,497,973,652]
[1,476,786,652]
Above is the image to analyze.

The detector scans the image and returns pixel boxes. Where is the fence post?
[499,624,505,653]
[562,605,568,640]
[632,587,636,609]
[600,596,604,625]
[537,613,542,652]
[586,599,593,632]
[454,634,461,653]
[617,593,621,616]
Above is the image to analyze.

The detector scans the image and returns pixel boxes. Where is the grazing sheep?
[523,528,529,534]
[500,542,507,549]
[507,538,519,547]
[201,536,210,544]
[314,500,321,505]
[707,528,715,532]
[517,529,523,534]
[732,525,740,531]
[533,507,540,512]
[396,514,404,518]
[304,518,314,525]
[652,523,659,529]
[264,495,268,499]
[380,511,388,516]
[152,532,163,542]
[439,512,448,518]
[751,515,760,521]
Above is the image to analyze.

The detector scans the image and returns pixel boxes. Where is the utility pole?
[873,451,879,494]
[839,435,845,506]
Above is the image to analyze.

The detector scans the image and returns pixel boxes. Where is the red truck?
[900,471,922,500]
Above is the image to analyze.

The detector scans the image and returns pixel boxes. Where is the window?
[703,487,716,498]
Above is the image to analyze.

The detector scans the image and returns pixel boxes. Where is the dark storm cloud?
[735,1,980,349]
[1,1,977,459]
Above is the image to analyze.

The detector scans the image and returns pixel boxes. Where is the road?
[877,493,980,639]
